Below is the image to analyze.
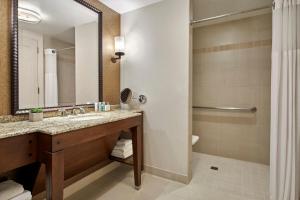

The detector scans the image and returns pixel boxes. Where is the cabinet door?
[0,134,37,174]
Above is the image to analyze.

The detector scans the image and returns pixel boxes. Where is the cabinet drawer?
[0,134,37,173]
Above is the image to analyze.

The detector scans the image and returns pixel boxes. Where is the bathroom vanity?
[0,110,143,200]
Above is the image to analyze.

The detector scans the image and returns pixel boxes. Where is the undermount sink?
[68,114,104,121]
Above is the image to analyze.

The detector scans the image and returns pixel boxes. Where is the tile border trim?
[193,39,272,54]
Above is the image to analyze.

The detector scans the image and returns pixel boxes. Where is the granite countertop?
[0,110,141,139]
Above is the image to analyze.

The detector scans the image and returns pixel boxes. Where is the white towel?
[0,180,24,200]
[9,190,32,200]
[111,153,132,159]
[111,149,133,159]
[112,148,132,155]
[113,145,132,152]
[114,142,132,149]
[116,139,132,146]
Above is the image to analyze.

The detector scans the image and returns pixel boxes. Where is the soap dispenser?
[105,103,111,111]
[98,102,102,111]
[94,102,99,112]
[101,102,106,112]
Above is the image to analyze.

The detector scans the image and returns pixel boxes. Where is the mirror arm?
[111,52,125,63]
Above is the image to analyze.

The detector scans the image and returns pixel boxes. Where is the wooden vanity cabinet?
[0,115,143,200]
[38,115,143,200]
[0,114,143,200]
[0,134,37,174]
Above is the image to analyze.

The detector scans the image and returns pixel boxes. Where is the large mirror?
[11,0,103,114]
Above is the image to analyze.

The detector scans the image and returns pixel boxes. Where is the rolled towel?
[116,139,132,146]
[0,180,24,200]
[9,190,32,200]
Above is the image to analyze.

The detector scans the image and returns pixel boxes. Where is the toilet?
[192,135,199,146]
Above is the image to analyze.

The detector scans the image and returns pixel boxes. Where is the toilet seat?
[192,135,199,146]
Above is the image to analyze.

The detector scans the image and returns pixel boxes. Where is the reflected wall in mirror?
[12,0,103,113]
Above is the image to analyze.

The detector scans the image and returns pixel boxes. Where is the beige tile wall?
[192,14,272,164]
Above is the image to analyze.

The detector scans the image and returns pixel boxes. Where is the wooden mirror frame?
[11,0,103,115]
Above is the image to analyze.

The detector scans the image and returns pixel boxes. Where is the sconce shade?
[114,36,125,54]
[111,36,125,63]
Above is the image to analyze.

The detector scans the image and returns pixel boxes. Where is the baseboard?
[144,165,190,184]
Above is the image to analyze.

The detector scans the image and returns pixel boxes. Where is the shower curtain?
[270,0,300,200]
[44,49,58,107]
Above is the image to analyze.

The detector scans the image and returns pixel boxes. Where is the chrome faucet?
[71,106,86,115]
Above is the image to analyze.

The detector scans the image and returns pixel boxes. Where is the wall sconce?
[111,36,125,63]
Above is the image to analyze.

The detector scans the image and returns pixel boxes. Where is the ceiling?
[99,0,272,16]
[19,0,98,44]
[98,0,163,14]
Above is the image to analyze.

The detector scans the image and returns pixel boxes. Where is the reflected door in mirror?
[19,30,44,109]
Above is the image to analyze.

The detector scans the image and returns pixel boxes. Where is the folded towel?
[111,153,132,159]
[111,149,133,159]
[9,190,32,200]
[116,139,132,146]
[113,145,132,152]
[112,149,133,155]
[0,180,24,200]
[114,143,132,150]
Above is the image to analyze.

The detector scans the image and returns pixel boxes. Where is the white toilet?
[192,135,199,146]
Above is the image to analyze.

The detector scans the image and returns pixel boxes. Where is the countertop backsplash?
[0,105,121,123]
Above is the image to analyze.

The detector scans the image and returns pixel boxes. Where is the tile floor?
[66,153,269,200]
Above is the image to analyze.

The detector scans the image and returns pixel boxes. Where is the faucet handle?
[58,108,68,116]
[79,107,86,114]
[71,107,79,115]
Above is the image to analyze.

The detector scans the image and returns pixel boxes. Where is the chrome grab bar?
[192,106,257,113]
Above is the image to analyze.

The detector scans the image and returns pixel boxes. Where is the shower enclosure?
[191,1,300,199]
[190,1,273,199]
[192,3,272,165]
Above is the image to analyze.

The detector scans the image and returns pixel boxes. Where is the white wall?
[121,0,191,177]
[75,21,99,104]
